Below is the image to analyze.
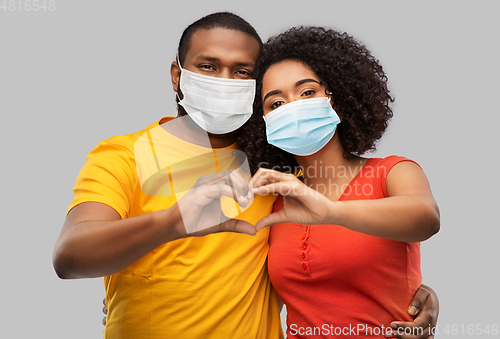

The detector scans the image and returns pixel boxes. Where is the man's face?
[171,27,261,93]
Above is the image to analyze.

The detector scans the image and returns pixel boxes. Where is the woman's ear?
[170,61,181,93]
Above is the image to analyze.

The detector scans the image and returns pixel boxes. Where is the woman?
[238,26,440,338]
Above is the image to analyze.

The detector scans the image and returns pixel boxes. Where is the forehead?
[262,59,320,90]
[185,27,260,64]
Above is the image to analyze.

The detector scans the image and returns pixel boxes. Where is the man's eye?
[200,65,215,71]
[236,70,252,77]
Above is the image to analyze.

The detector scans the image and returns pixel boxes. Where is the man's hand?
[102,298,107,327]
[385,284,439,338]
[176,169,255,235]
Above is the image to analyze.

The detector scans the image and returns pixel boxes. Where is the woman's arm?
[251,162,440,242]
[331,161,440,242]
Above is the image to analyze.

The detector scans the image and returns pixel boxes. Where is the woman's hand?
[252,162,439,242]
[250,168,334,231]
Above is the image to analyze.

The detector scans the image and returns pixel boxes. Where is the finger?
[226,170,250,202]
[193,172,226,188]
[217,183,250,207]
[196,170,242,188]
[209,175,239,202]
[205,175,229,186]
[205,172,250,205]
[252,182,283,196]
[408,285,431,316]
[252,181,304,197]
[102,305,107,315]
[255,212,287,231]
[196,183,250,208]
[249,168,292,190]
[220,218,256,235]
[198,183,235,200]
[384,325,431,338]
[388,321,433,338]
[403,287,438,333]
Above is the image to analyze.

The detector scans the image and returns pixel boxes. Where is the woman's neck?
[294,134,368,200]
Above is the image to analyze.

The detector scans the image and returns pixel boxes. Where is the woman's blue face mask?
[263,97,341,156]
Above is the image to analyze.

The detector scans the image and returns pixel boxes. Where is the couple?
[53,12,440,339]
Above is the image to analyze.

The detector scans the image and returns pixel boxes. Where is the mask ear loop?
[176,52,183,70]
[175,53,183,103]
[320,81,334,104]
[320,81,341,122]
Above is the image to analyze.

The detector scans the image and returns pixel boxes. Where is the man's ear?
[170,61,180,93]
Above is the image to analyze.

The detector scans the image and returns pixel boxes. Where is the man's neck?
[161,110,237,149]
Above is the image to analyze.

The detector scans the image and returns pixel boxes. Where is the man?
[53,12,438,339]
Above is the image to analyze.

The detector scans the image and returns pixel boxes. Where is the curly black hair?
[236,26,394,175]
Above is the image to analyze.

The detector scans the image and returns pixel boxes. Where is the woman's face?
[261,59,329,116]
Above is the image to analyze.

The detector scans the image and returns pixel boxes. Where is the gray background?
[1,0,498,338]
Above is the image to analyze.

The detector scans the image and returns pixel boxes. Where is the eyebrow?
[263,78,320,103]
[195,55,255,67]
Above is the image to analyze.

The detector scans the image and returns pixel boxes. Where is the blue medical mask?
[264,97,341,156]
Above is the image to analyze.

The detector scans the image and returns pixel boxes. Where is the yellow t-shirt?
[69,117,282,339]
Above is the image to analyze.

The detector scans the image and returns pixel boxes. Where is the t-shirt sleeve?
[68,141,137,219]
[380,155,421,198]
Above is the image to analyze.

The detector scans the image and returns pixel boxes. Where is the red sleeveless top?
[268,156,422,338]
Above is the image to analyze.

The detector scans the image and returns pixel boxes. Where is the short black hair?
[177,12,263,65]
[237,26,394,174]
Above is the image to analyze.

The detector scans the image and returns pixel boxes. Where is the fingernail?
[408,305,418,315]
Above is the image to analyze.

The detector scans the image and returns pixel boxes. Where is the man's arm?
[53,171,255,279]
[52,202,186,279]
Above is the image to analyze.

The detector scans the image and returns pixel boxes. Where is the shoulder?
[379,156,431,197]
[369,155,420,170]
[364,155,423,197]
[360,155,420,180]
[89,118,167,157]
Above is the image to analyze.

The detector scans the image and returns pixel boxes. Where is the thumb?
[408,285,430,316]
[255,213,286,232]
[220,218,257,236]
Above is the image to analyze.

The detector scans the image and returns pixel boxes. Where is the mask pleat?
[177,68,256,134]
[264,97,341,156]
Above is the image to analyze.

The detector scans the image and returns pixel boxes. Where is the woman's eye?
[301,90,315,97]
[270,101,284,110]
